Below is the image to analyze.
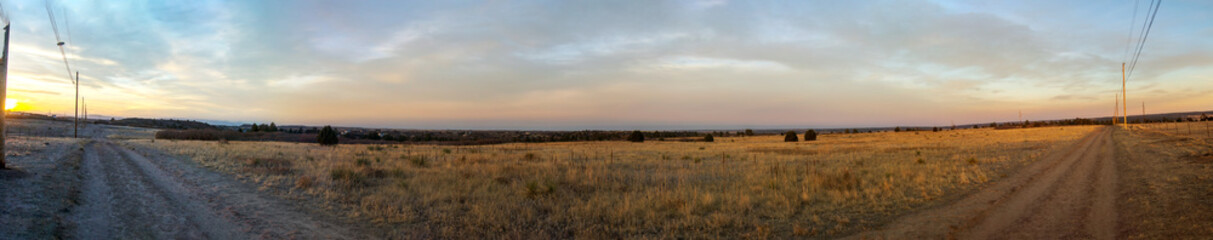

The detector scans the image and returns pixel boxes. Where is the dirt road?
[852,126,1119,239]
[68,136,357,238]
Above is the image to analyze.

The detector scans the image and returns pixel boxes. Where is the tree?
[704,134,714,142]
[932,127,939,132]
[318,125,339,146]
[630,131,650,142]
[268,122,278,132]
[250,123,260,132]
[784,131,798,142]
[804,129,818,141]
[745,129,754,136]
[894,126,901,132]
[367,131,382,140]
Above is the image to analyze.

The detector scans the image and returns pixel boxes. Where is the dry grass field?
[124,126,1099,238]
[1117,121,1213,239]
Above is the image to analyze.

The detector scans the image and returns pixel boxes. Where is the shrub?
[784,131,798,142]
[627,130,645,143]
[704,134,714,142]
[804,129,818,141]
[155,129,241,141]
[745,129,754,136]
[894,127,901,132]
[317,125,339,146]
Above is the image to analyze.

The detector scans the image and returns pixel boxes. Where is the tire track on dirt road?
[70,138,358,239]
[849,127,1119,239]
[72,140,244,239]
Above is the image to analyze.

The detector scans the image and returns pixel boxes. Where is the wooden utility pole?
[1122,62,1128,126]
[73,71,78,138]
[0,24,9,169]
[1114,94,1119,125]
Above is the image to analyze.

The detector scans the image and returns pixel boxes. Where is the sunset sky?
[3,0,1211,130]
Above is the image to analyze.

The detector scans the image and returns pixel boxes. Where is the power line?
[1121,0,1140,62]
[63,6,71,46]
[44,0,74,85]
[1126,0,1161,81]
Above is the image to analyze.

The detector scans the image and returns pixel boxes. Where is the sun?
[5,99,17,110]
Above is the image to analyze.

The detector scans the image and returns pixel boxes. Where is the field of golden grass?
[125,126,1098,238]
[1117,121,1213,239]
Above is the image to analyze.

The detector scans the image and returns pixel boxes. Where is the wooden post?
[0,24,9,169]
[1122,62,1127,126]
[73,71,78,138]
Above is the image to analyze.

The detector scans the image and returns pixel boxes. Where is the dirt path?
[851,126,1119,239]
[69,137,358,239]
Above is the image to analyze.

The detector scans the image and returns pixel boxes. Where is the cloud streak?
[3,0,1212,129]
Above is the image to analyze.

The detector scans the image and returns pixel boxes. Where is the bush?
[627,130,645,143]
[804,129,817,141]
[155,129,242,141]
[784,131,798,142]
[745,129,754,136]
[317,125,339,146]
[704,134,714,142]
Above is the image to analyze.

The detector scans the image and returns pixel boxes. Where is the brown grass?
[1117,121,1213,239]
[124,126,1098,238]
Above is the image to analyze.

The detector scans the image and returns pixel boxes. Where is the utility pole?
[73,71,78,138]
[1122,62,1128,126]
[1114,93,1119,125]
[1141,102,1145,124]
[0,24,9,169]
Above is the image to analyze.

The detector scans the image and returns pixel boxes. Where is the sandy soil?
[850,126,1120,239]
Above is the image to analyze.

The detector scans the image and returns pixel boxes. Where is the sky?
[2,0,1211,130]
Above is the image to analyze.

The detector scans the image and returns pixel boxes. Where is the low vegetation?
[129,125,1098,238]
[1118,121,1213,238]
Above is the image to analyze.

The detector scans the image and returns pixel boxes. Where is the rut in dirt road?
[70,139,358,239]
[851,127,1120,240]
[72,141,244,239]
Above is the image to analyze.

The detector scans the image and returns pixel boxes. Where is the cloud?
[5,0,1212,129]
